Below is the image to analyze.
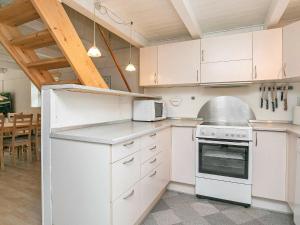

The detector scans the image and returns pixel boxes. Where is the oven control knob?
[242,134,246,138]
[237,134,241,138]
[211,132,215,136]
[201,131,205,135]
[231,134,234,137]
[225,133,229,137]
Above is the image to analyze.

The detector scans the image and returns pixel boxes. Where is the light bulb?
[87,45,102,57]
[125,63,136,72]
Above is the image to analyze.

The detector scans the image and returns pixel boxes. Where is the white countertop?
[250,122,300,136]
[51,119,202,145]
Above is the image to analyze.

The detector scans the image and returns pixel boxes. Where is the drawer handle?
[123,141,134,147]
[123,189,135,200]
[149,171,157,177]
[149,133,157,137]
[149,146,157,151]
[149,158,157,164]
[123,157,134,165]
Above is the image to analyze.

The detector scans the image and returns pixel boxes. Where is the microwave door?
[155,102,163,118]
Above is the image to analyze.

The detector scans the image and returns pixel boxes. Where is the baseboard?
[167,181,195,195]
[252,197,292,214]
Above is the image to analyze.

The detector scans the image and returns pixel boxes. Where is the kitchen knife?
[260,85,264,108]
[265,86,269,110]
[284,85,288,111]
[275,83,278,108]
[271,86,275,112]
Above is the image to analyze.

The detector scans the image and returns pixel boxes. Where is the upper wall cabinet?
[253,28,283,81]
[157,40,200,85]
[140,46,158,86]
[200,32,253,83]
[283,20,300,79]
[201,32,252,63]
[139,40,200,86]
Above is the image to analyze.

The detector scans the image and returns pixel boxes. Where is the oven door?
[197,139,250,181]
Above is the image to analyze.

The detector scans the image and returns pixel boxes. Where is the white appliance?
[133,100,167,122]
[195,122,253,206]
[295,143,300,225]
[293,106,300,125]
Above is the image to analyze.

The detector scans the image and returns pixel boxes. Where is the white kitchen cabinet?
[140,46,158,86]
[158,39,200,85]
[201,60,252,83]
[171,127,196,185]
[283,20,300,78]
[287,133,298,210]
[253,28,283,81]
[295,143,300,225]
[252,131,287,201]
[201,32,252,63]
[200,32,253,83]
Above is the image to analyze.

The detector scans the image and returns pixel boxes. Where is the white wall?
[0,67,40,114]
[144,84,300,121]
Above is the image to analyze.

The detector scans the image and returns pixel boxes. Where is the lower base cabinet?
[252,131,287,201]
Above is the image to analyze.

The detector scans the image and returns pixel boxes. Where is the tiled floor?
[0,155,41,225]
[142,191,295,225]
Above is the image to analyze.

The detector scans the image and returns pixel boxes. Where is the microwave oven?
[133,100,167,122]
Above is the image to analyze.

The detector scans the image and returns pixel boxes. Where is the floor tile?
[152,209,182,225]
[171,203,210,225]
[164,193,199,208]
[222,207,253,224]
[258,212,294,225]
[244,207,271,219]
[204,212,237,225]
[162,191,180,199]
[240,219,264,225]
[191,202,219,217]
[208,200,240,211]
[152,199,171,213]
[142,214,158,225]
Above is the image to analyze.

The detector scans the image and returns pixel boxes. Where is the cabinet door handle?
[149,146,157,151]
[150,133,157,137]
[123,157,134,165]
[123,189,135,200]
[123,141,134,147]
[149,158,157,164]
[255,132,258,147]
[201,50,204,62]
[254,65,257,79]
[149,171,157,177]
[197,70,199,82]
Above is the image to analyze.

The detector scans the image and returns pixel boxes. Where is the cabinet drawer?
[112,138,140,163]
[141,132,158,148]
[141,152,164,178]
[112,151,141,200]
[140,164,169,214]
[141,143,160,163]
[112,183,141,225]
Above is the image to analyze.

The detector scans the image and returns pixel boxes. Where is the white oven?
[195,125,253,206]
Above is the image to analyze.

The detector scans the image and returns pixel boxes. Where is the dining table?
[3,121,38,132]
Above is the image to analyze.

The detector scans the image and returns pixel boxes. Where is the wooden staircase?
[0,0,108,90]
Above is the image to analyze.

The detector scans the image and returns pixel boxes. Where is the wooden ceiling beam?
[264,0,290,28]
[170,0,202,38]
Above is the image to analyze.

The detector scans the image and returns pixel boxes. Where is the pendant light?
[125,22,136,72]
[87,1,101,58]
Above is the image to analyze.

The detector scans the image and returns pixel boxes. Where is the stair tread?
[27,57,70,70]
[0,0,39,26]
[11,29,55,49]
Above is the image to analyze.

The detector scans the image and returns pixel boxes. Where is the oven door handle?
[197,139,249,147]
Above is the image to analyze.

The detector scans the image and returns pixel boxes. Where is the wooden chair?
[32,113,41,160]
[0,114,5,170]
[4,114,33,166]
[7,112,21,122]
